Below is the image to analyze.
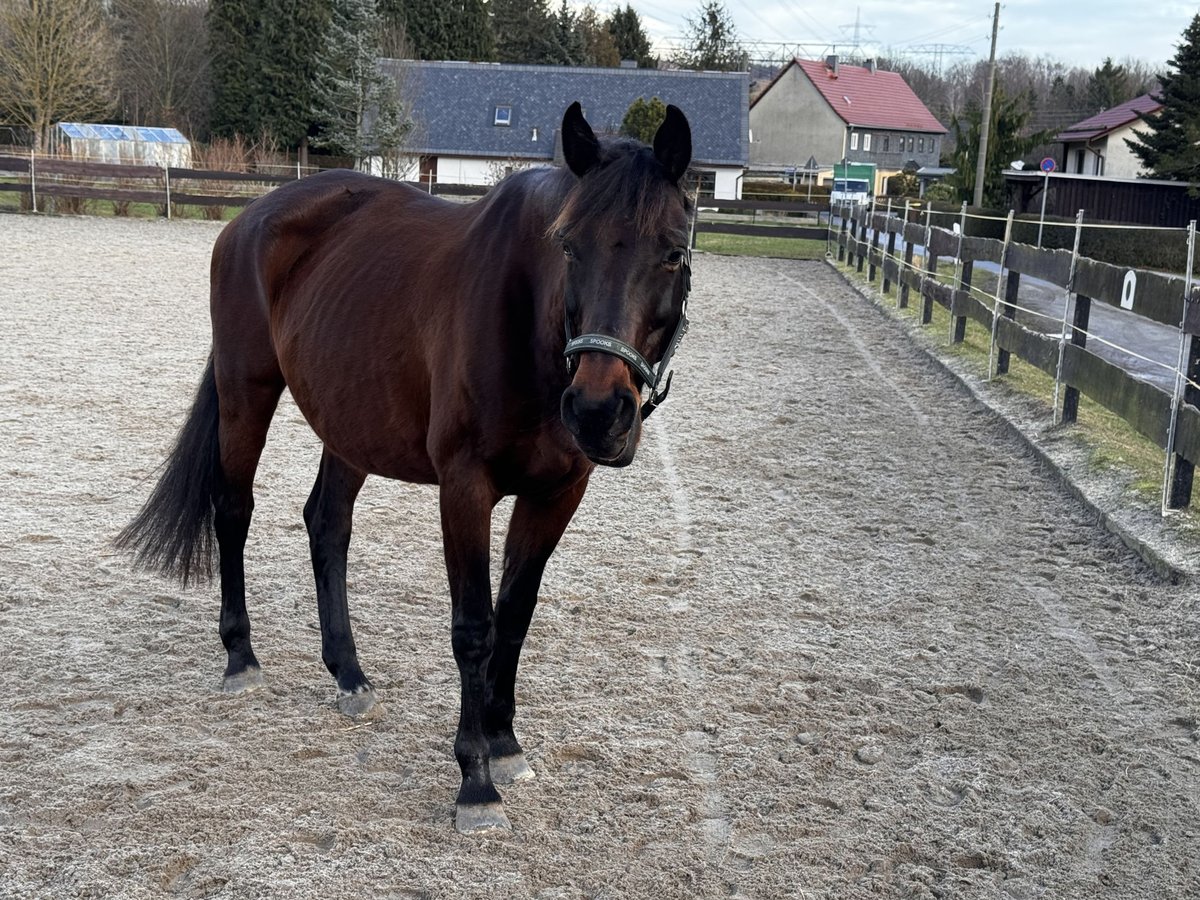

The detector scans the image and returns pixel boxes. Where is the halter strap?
[562,255,691,420]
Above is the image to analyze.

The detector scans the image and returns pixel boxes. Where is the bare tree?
[110,0,211,136]
[0,0,116,150]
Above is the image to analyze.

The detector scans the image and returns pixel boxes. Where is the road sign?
[1040,157,1056,173]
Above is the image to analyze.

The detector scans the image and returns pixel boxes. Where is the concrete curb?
[828,260,1199,584]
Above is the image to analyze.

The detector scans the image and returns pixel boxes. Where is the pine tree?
[552,0,585,66]
[577,5,618,67]
[312,0,411,165]
[378,0,450,60]
[492,0,556,64]
[946,85,1052,207]
[451,0,494,61]
[1129,15,1200,183]
[255,0,332,148]
[1086,58,1133,112]
[208,0,258,138]
[606,4,653,67]
[674,1,747,72]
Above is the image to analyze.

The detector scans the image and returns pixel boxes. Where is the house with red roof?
[1055,94,1162,178]
[749,56,947,194]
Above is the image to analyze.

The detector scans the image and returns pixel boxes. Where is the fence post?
[1052,210,1085,425]
[900,199,914,309]
[855,200,868,273]
[163,165,171,219]
[987,210,1016,379]
[950,201,968,343]
[837,204,849,262]
[883,198,897,296]
[921,203,936,325]
[867,195,879,282]
[1164,220,1199,512]
[30,150,37,213]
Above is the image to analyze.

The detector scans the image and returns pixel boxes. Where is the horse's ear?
[653,105,692,184]
[562,101,600,178]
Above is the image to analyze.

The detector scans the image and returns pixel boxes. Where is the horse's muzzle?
[560,382,641,467]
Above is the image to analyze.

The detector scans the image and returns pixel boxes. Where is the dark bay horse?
[118,102,694,832]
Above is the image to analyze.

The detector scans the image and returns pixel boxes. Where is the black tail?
[116,355,220,586]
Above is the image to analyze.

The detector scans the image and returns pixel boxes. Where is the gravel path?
[2,214,1198,899]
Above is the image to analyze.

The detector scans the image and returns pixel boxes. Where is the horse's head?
[555,101,693,468]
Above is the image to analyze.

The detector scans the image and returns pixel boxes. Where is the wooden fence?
[832,201,1200,512]
[691,198,827,245]
[0,154,491,213]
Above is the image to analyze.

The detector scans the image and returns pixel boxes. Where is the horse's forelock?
[549,139,690,242]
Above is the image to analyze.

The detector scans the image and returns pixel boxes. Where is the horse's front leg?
[438,474,506,833]
[486,478,589,784]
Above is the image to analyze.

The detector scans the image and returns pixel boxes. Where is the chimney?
[867,58,877,74]
[825,54,839,77]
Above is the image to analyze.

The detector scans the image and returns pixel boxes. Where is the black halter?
[562,253,691,420]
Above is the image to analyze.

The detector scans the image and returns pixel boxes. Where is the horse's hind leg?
[213,373,284,692]
[303,449,374,716]
[486,478,589,784]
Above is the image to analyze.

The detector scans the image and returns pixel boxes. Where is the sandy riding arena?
[2,214,1198,899]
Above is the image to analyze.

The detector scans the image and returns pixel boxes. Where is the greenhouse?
[51,123,193,167]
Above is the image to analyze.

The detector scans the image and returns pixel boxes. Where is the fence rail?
[832,199,1200,513]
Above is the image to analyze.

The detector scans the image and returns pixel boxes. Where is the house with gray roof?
[374,59,749,199]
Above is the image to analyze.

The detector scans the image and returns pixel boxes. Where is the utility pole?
[973,2,1000,208]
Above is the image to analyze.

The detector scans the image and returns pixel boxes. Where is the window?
[863,133,872,152]
[908,135,915,151]
[850,132,859,151]
[918,137,925,153]
[883,135,890,152]
[494,106,512,126]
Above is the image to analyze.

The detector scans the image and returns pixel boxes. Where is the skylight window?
[494,106,512,126]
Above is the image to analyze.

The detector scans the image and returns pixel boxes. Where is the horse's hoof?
[491,753,535,784]
[455,802,511,835]
[336,686,378,718]
[222,666,265,694]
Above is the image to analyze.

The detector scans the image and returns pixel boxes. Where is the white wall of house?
[1105,125,1149,178]
[1066,126,1150,179]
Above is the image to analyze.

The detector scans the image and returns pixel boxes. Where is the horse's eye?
[664,249,685,270]
[562,241,575,260]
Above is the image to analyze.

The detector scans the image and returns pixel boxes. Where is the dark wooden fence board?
[168,192,257,207]
[928,227,959,258]
[1072,257,1184,328]
[1006,243,1073,287]
[903,222,926,247]
[1060,345,1173,447]
[995,317,1059,375]
[35,159,161,179]
[168,167,295,184]
[961,235,1004,264]
[707,198,825,214]
[0,154,31,174]
[34,183,165,204]
[696,222,827,241]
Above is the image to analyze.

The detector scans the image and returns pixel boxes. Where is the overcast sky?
[604,1,1193,71]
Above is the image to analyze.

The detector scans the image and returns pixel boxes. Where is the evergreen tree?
[606,4,653,67]
[552,0,585,65]
[577,5,618,67]
[492,0,556,64]
[673,1,747,72]
[312,0,411,165]
[255,0,332,148]
[208,0,258,138]
[1086,58,1133,112]
[946,85,1053,207]
[1129,14,1200,183]
[452,0,494,61]
[378,0,450,60]
[621,96,666,143]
